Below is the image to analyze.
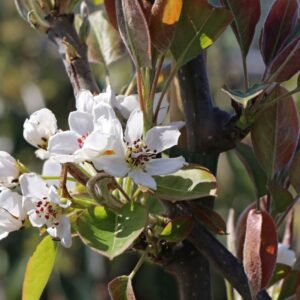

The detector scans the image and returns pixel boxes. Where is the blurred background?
[0,0,299,299]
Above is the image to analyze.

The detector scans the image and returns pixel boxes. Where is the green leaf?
[278,270,300,300]
[108,276,136,300]
[222,83,269,109]
[144,195,166,215]
[160,215,193,243]
[235,143,267,197]
[268,180,294,213]
[77,203,148,260]
[170,0,232,67]
[22,236,57,300]
[154,165,217,201]
[93,0,104,5]
[289,150,300,193]
[268,263,292,287]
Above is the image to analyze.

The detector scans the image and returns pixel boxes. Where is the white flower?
[20,173,72,248]
[76,86,114,114]
[0,152,20,187]
[88,109,186,190]
[0,188,25,239]
[23,108,58,159]
[48,103,116,163]
[114,93,169,124]
[277,243,296,267]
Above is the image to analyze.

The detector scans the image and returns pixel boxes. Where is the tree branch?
[46,12,99,94]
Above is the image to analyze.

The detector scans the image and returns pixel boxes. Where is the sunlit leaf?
[160,215,193,242]
[251,87,299,178]
[260,0,298,65]
[170,0,232,67]
[150,0,183,52]
[154,165,217,201]
[221,0,260,58]
[77,203,147,260]
[108,276,136,300]
[22,236,57,300]
[243,209,277,296]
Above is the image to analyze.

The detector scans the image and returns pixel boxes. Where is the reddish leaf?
[221,0,260,57]
[108,276,136,300]
[289,150,300,193]
[104,0,118,29]
[191,203,227,235]
[150,0,183,52]
[243,209,277,296]
[170,0,232,67]
[116,0,152,67]
[264,37,300,83]
[260,0,298,65]
[251,87,299,178]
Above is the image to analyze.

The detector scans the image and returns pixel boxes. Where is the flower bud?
[0,152,20,187]
[23,108,57,150]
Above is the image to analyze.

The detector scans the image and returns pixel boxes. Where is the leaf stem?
[137,69,145,112]
[124,74,137,96]
[42,176,76,182]
[129,251,147,280]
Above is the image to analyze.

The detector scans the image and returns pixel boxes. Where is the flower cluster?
[0,87,186,248]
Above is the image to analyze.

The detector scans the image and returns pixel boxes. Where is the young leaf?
[170,0,232,68]
[243,209,277,297]
[277,270,300,300]
[221,0,260,58]
[289,150,300,193]
[160,215,193,243]
[251,87,299,178]
[268,263,292,287]
[149,0,183,53]
[235,143,267,197]
[190,203,227,235]
[222,83,269,109]
[108,276,136,300]
[77,203,147,260]
[264,37,300,83]
[268,180,294,213]
[22,236,57,300]
[115,0,152,67]
[154,165,217,201]
[260,0,299,65]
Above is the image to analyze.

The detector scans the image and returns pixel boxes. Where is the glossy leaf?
[235,143,267,197]
[108,276,136,300]
[150,0,183,52]
[289,150,300,193]
[264,37,300,82]
[190,203,227,235]
[268,263,292,287]
[115,0,152,67]
[260,0,298,65]
[170,0,232,67]
[221,0,260,57]
[251,87,299,178]
[154,165,217,201]
[243,209,277,296]
[268,180,294,213]
[278,270,300,300]
[222,83,269,109]
[22,236,57,300]
[77,203,147,260]
[160,215,193,242]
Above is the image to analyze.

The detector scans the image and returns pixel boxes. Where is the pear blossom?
[20,173,72,248]
[23,108,58,159]
[86,109,186,190]
[277,243,296,267]
[48,102,116,163]
[0,188,25,239]
[0,152,20,187]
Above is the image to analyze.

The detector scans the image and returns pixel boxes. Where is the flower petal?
[47,216,72,248]
[145,157,186,176]
[114,94,139,119]
[145,126,181,153]
[153,93,169,125]
[125,109,144,145]
[0,188,24,219]
[69,111,94,136]
[20,173,49,199]
[128,169,157,190]
[93,156,129,177]
[76,90,94,113]
[28,211,46,227]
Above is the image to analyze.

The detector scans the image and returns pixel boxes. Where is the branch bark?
[46,13,99,94]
